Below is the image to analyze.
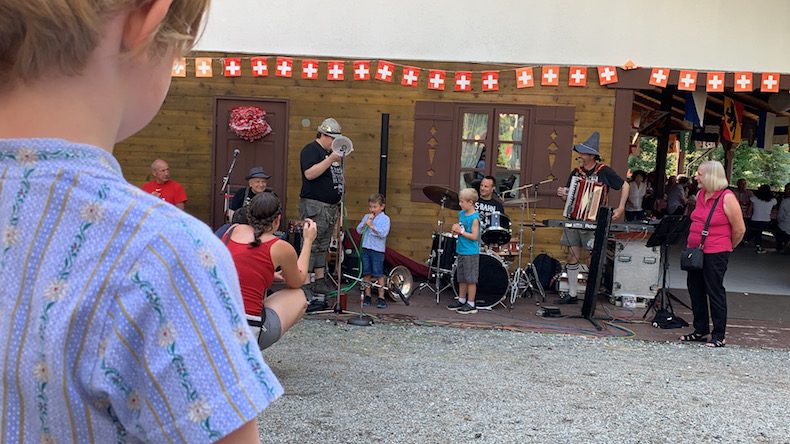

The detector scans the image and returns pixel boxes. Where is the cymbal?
[504,196,541,207]
[422,186,461,210]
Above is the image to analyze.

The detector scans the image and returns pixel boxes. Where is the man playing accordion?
[555,132,629,304]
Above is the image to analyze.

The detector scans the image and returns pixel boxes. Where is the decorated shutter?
[411,101,456,203]
[528,105,576,209]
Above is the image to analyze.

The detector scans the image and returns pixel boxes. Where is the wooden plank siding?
[115,52,619,262]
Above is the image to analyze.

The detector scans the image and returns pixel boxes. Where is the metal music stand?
[508,185,545,305]
[415,195,455,303]
[642,215,692,318]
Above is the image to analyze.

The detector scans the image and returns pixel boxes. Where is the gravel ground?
[257,319,790,444]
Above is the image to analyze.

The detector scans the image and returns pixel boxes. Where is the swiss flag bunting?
[195,57,213,78]
[353,61,371,80]
[733,72,753,92]
[223,58,242,77]
[760,72,780,93]
[171,58,186,77]
[301,59,319,79]
[275,57,293,77]
[375,61,395,82]
[427,70,446,90]
[597,66,618,85]
[327,61,345,81]
[568,66,587,87]
[516,67,534,88]
[401,66,421,87]
[677,70,698,91]
[541,66,560,86]
[649,68,669,87]
[250,57,268,77]
[705,72,725,92]
[481,71,499,91]
[454,72,472,91]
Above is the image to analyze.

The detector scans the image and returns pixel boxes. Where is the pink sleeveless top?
[686,189,733,253]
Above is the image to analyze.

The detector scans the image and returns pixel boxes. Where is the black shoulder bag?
[680,194,722,271]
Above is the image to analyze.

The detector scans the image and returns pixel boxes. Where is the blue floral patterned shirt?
[0,139,283,443]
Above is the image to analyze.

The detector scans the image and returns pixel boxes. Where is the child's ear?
[121,0,173,52]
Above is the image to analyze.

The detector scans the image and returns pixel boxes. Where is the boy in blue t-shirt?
[356,193,391,308]
[448,188,480,314]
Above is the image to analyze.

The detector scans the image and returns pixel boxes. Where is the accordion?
[563,176,606,221]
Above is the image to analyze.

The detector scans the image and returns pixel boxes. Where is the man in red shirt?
[141,159,188,209]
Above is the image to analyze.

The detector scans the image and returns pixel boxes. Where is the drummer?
[475,175,506,235]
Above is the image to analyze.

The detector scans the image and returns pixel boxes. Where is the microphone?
[233,149,240,157]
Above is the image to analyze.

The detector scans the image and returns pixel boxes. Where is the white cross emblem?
[172,62,185,75]
[403,70,418,85]
[377,64,392,80]
[600,67,615,82]
[763,75,778,90]
[355,64,370,79]
[543,68,557,83]
[277,61,292,76]
[329,64,343,79]
[252,61,267,75]
[483,74,497,89]
[456,74,471,90]
[225,61,240,76]
[707,74,723,90]
[652,69,667,84]
[518,70,533,85]
[680,73,695,89]
[198,60,211,75]
[303,63,317,78]
[429,73,445,89]
[570,69,585,84]
[736,74,751,90]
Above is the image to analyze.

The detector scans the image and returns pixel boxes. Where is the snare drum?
[452,251,510,309]
[481,211,512,246]
[429,232,457,272]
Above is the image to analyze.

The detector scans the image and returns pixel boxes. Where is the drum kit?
[416,182,549,309]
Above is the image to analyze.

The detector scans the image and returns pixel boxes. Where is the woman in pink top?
[680,161,745,348]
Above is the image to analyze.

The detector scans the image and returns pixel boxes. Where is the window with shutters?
[411,101,575,209]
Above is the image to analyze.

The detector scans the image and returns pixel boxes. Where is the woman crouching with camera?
[680,161,745,348]
[223,192,317,349]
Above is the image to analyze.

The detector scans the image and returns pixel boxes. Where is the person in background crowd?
[141,158,188,209]
[665,175,687,216]
[0,0,280,441]
[680,161,745,348]
[733,178,753,242]
[749,184,777,254]
[625,170,647,222]
[776,183,790,254]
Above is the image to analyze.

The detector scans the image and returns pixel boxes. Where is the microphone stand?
[221,150,240,223]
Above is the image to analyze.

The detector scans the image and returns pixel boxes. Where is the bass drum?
[452,251,510,309]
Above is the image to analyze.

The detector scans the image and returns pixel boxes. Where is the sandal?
[706,339,726,348]
[679,332,708,342]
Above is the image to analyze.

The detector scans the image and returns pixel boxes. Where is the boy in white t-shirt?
[749,184,777,254]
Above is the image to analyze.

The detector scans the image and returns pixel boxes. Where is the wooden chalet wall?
[115,52,619,262]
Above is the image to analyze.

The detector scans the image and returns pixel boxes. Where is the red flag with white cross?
[223,58,242,77]
[568,66,587,87]
[353,61,371,80]
[454,72,472,91]
[428,70,446,90]
[301,59,319,79]
[515,67,534,88]
[677,70,698,91]
[597,66,618,85]
[648,68,669,87]
[705,72,724,92]
[760,73,780,93]
[250,57,268,77]
[275,57,293,77]
[401,66,420,87]
[327,61,345,81]
[733,72,753,92]
[375,61,395,82]
[541,66,559,86]
[171,58,186,77]
[481,71,499,91]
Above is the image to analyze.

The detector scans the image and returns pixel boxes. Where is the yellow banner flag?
[722,97,743,142]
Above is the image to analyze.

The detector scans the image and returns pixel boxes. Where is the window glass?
[498,113,524,141]
[462,113,488,140]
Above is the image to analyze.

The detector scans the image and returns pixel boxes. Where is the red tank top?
[223,235,278,316]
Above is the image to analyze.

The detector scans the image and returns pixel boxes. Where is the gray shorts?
[247,307,282,350]
[560,227,595,250]
[456,254,479,284]
[299,198,339,270]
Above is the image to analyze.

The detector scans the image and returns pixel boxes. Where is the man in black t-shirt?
[475,175,505,241]
[555,132,629,303]
[299,118,344,294]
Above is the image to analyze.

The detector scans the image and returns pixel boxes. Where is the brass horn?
[387,265,413,305]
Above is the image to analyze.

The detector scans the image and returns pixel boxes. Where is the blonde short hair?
[698,161,729,192]
[459,187,478,203]
[0,0,210,86]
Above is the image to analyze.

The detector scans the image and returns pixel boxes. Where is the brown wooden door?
[211,97,289,229]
